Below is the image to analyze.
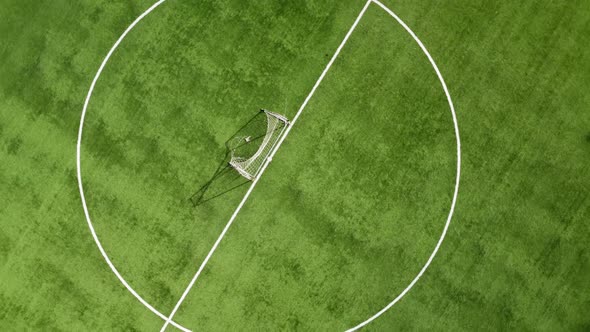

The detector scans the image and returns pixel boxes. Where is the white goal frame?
[229,110,290,180]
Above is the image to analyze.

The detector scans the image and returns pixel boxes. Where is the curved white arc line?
[346,0,462,331]
[160,1,374,330]
[76,1,190,331]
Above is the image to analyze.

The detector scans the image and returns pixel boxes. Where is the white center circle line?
[76,0,461,331]
[76,1,189,331]
[346,0,461,330]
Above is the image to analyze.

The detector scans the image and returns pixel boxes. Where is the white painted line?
[159,1,374,330]
[77,0,460,330]
[76,1,190,331]
[345,0,461,330]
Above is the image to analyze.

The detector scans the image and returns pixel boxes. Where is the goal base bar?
[229,160,255,180]
[261,109,290,125]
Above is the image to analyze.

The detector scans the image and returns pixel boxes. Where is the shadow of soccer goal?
[189,109,289,206]
[189,111,269,206]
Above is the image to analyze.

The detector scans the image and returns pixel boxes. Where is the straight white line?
[160,1,373,330]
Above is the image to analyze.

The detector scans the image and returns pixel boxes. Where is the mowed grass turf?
[0,0,589,331]
[169,4,456,330]
[79,0,372,323]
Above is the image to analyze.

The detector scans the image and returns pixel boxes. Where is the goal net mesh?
[228,110,289,180]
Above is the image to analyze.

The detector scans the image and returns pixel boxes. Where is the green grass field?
[1,0,589,330]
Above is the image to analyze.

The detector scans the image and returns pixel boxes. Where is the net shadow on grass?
[189,156,248,207]
[189,111,268,207]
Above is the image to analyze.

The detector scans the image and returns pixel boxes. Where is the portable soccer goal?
[228,110,289,180]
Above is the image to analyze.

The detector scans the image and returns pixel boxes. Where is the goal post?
[228,109,289,180]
